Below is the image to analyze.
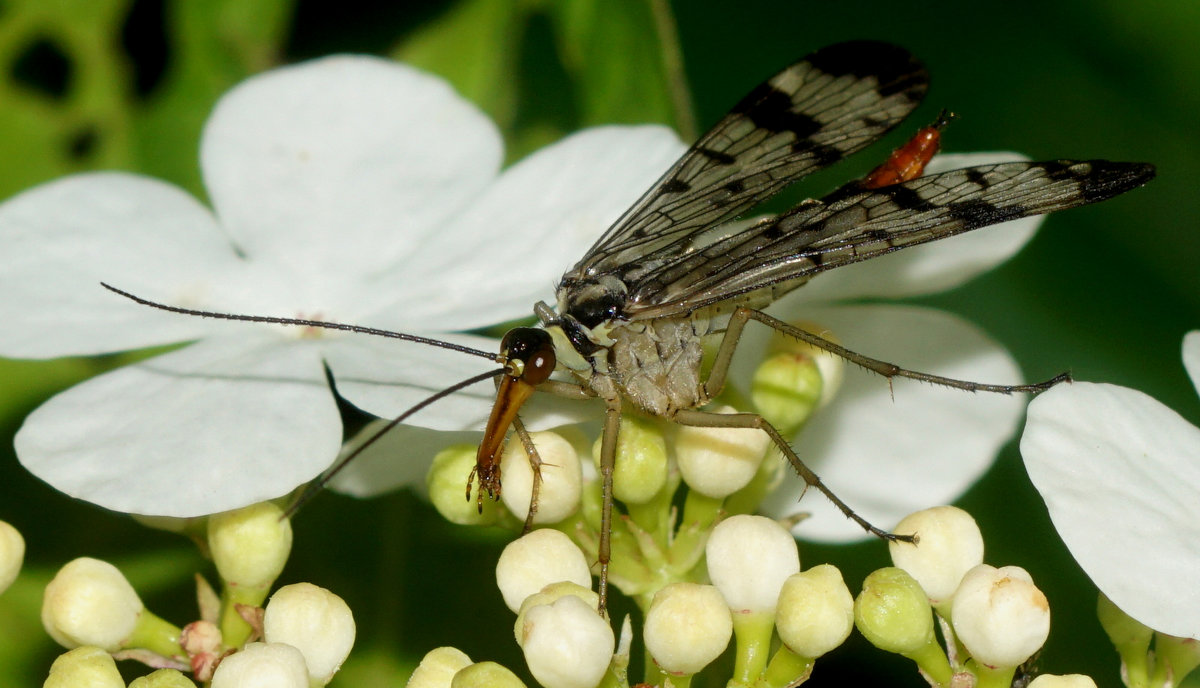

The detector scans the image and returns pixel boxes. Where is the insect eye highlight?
[500,327,556,385]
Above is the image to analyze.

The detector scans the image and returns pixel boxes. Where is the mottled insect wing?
[568,41,929,280]
[624,159,1156,318]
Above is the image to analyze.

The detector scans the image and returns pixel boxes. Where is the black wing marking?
[565,41,928,282]
[622,159,1156,319]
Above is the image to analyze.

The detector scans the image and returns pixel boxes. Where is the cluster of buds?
[36,502,355,687]
[411,514,859,688]
[857,505,1087,688]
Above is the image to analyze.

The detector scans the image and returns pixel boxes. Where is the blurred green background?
[0,0,1196,686]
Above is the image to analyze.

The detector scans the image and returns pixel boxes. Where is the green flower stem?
[1152,633,1200,688]
[125,609,184,659]
[731,611,775,686]
[665,674,693,688]
[219,582,270,647]
[758,645,813,688]
[680,490,723,531]
[903,637,953,686]
[969,661,1015,688]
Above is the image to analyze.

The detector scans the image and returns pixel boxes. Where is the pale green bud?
[854,567,934,655]
[775,564,854,658]
[889,506,984,607]
[643,582,732,675]
[1026,675,1098,688]
[0,519,24,595]
[210,642,309,688]
[591,415,668,504]
[407,647,472,688]
[706,514,799,614]
[450,662,527,688]
[42,557,143,651]
[519,595,614,688]
[208,501,292,591]
[951,565,1049,668]
[1156,633,1200,686]
[44,646,124,688]
[752,351,823,436]
[495,529,592,613]
[127,668,198,688]
[428,444,499,526]
[500,431,582,525]
[263,582,356,686]
[676,407,772,499]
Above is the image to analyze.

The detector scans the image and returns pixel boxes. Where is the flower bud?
[888,506,984,607]
[500,431,582,525]
[450,661,527,688]
[44,646,124,688]
[752,351,823,436]
[427,444,499,526]
[643,583,732,675]
[515,582,600,646]
[495,529,592,612]
[951,565,1049,668]
[775,564,854,658]
[519,595,614,688]
[1026,675,1098,688]
[211,642,309,688]
[0,519,24,595]
[706,514,799,614]
[591,415,668,505]
[127,668,198,688]
[263,582,356,685]
[676,407,772,499]
[208,501,292,591]
[854,567,934,655]
[408,647,472,688]
[42,557,143,651]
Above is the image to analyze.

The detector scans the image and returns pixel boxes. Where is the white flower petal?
[369,125,687,331]
[0,173,245,357]
[325,333,593,432]
[201,55,502,282]
[1182,331,1200,397]
[327,422,479,498]
[758,304,1025,542]
[1021,382,1200,638]
[789,152,1039,303]
[16,336,341,516]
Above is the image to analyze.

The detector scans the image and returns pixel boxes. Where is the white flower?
[0,55,684,517]
[42,557,144,651]
[1020,331,1200,639]
[951,564,1050,668]
[0,51,1044,530]
[706,514,800,614]
[211,642,309,688]
[518,595,614,688]
[495,529,592,613]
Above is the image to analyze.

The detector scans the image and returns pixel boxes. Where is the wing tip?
[1075,160,1156,203]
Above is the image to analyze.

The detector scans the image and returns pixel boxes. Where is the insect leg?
[532,380,616,613]
[671,407,913,542]
[511,416,542,533]
[705,306,1069,397]
[596,398,622,615]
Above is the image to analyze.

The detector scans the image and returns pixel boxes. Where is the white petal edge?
[324,333,596,432]
[757,304,1025,542]
[16,336,342,516]
[789,152,1040,304]
[1021,382,1200,638]
[201,55,503,283]
[326,421,480,498]
[1182,331,1200,398]
[0,173,247,357]
[364,125,687,331]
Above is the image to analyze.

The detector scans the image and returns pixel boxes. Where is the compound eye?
[499,327,556,385]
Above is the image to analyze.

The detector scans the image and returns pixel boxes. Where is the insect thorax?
[549,275,712,416]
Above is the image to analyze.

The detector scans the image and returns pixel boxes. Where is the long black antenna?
[285,366,506,517]
[101,282,497,360]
